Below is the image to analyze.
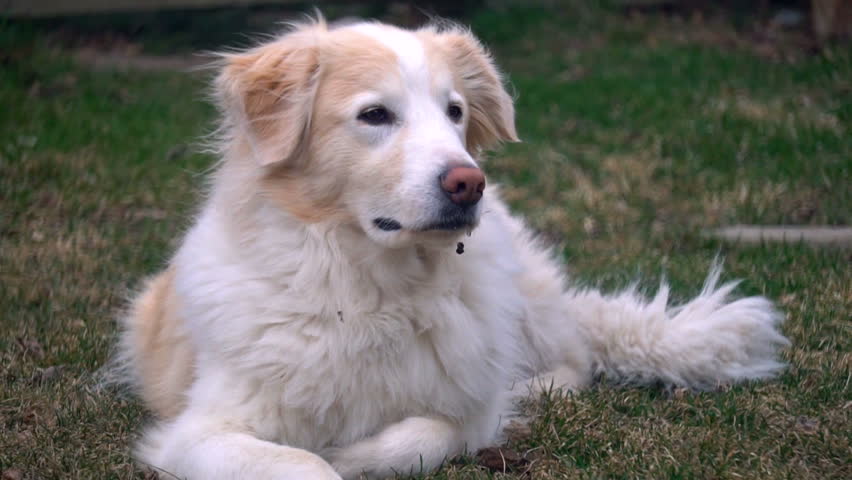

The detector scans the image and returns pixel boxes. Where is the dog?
[117,15,789,480]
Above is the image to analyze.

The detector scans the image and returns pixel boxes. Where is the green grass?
[1,3,850,479]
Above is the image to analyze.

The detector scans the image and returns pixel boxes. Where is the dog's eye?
[447,104,463,123]
[358,106,394,126]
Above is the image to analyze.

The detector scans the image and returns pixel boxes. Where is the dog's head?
[215,17,518,248]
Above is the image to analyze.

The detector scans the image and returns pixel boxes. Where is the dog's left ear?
[436,29,519,153]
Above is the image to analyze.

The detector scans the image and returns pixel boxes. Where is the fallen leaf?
[477,447,529,473]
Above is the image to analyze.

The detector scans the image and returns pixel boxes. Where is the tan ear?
[438,29,519,152]
[214,25,322,166]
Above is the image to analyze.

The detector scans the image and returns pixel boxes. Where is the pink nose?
[440,166,486,207]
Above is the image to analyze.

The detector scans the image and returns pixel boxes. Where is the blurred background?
[4,1,852,53]
[1,1,850,479]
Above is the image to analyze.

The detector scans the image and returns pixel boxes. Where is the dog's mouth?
[373,210,478,233]
[416,216,475,232]
[373,217,403,231]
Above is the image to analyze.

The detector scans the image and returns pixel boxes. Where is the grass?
[1,3,850,479]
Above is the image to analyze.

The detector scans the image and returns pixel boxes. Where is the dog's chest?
[264,284,522,448]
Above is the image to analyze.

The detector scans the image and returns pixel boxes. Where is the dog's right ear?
[214,24,323,167]
[431,28,519,153]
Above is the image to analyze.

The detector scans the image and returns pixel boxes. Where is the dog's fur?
[117,17,789,480]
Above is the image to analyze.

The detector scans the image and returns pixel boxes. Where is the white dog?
[117,16,789,480]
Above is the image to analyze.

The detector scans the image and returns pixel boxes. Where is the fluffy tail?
[569,264,790,390]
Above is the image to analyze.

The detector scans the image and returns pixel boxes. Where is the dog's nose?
[440,166,486,207]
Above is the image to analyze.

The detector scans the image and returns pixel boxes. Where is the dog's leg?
[137,413,342,480]
[502,213,596,392]
[325,417,464,480]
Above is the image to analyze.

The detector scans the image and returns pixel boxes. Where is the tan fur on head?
[257,28,403,224]
[214,19,326,167]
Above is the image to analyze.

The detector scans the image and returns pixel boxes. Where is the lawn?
[1,2,849,479]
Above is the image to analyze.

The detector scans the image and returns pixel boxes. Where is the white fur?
[125,20,789,480]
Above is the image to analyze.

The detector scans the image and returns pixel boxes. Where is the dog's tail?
[568,264,790,390]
